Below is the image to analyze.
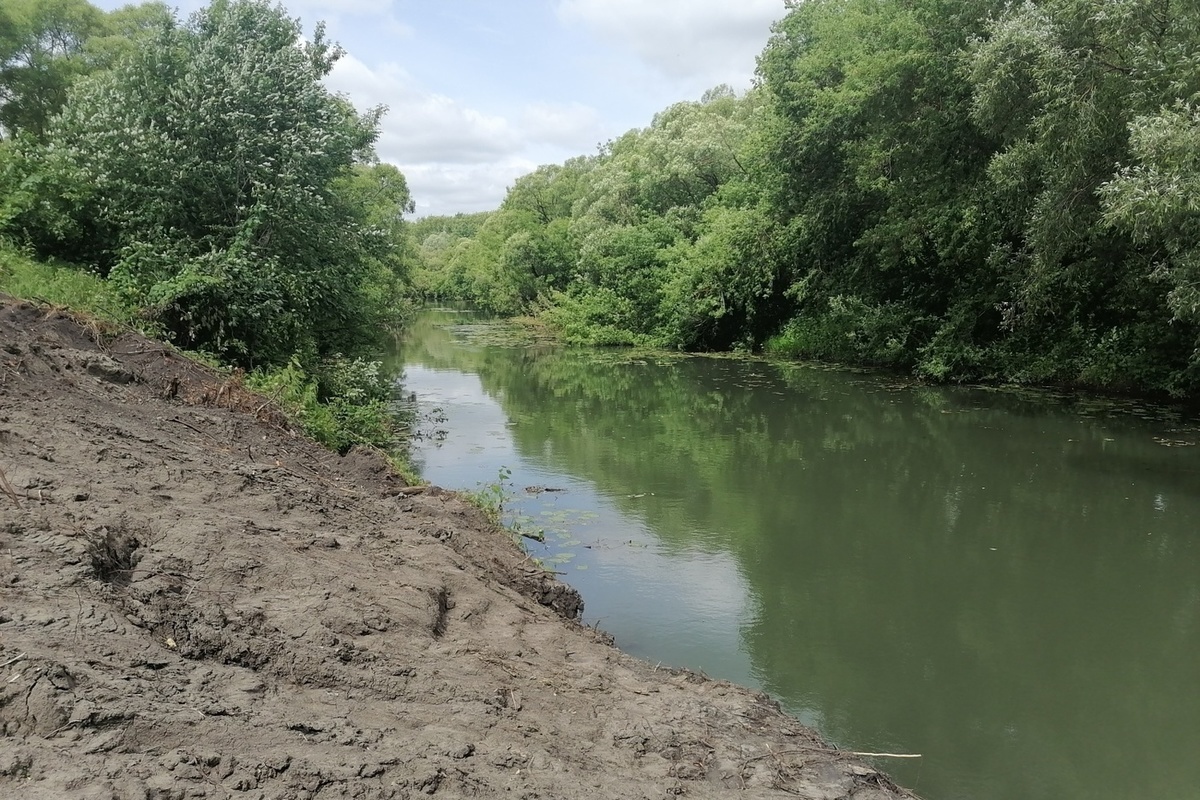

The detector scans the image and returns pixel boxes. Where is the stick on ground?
[0,465,22,509]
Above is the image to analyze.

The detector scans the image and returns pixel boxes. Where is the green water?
[392,309,1200,800]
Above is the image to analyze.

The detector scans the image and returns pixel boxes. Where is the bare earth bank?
[0,298,916,800]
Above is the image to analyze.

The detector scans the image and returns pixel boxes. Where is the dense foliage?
[0,0,414,369]
[416,0,1200,395]
[1,0,419,461]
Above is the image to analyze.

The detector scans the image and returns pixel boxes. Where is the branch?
[0,465,22,509]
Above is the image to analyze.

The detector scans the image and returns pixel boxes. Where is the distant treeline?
[412,0,1200,396]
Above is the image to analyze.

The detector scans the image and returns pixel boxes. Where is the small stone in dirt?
[73,492,89,502]
[313,536,340,549]
[83,355,135,384]
[445,743,475,759]
[416,769,443,794]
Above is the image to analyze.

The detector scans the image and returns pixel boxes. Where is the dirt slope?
[0,297,915,799]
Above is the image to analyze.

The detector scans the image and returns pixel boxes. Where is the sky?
[90,0,788,216]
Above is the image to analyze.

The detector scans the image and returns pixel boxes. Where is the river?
[389,308,1200,800]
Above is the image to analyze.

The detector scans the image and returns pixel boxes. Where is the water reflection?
[393,309,1200,800]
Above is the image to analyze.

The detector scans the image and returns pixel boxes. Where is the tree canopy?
[414,0,1200,396]
[0,0,414,368]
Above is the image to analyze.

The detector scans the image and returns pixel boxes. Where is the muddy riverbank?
[0,297,913,799]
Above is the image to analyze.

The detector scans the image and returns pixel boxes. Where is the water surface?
[392,309,1200,800]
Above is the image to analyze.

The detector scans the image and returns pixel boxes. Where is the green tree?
[967,0,1200,389]
[1101,103,1200,353]
[0,0,105,140]
[758,0,1003,372]
[496,158,594,299]
[329,161,418,321]
[555,89,763,346]
[82,1,173,70]
[36,0,392,365]
[503,157,593,225]
[408,211,492,300]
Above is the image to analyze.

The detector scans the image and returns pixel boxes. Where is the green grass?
[246,361,393,452]
[0,244,141,328]
[1,242,424,484]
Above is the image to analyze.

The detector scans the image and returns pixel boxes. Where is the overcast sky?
[90,0,787,216]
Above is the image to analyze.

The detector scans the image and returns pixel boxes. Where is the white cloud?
[556,0,782,85]
[383,17,416,39]
[400,160,538,217]
[327,55,521,165]
[325,55,602,215]
[520,102,604,149]
[282,0,394,17]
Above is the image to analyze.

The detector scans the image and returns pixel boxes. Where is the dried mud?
[0,296,915,799]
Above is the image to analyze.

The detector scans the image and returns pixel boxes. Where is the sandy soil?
[0,297,915,799]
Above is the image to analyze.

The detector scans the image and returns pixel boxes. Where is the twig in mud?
[198,767,233,800]
[214,369,244,408]
[124,567,200,584]
[18,487,49,503]
[253,384,285,418]
[263,457,361,497]
[0,466,22,509]
[166,417,215,440]
[109,347,173,356]
[267,462,324,485]
[75,588,84,642]
[0,358,21,380]
[741,746,922,766]
[48,719,81,737]
[740,750,782,766]
[1,652,27,669]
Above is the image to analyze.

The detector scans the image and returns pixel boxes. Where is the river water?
[390,308,1200,800]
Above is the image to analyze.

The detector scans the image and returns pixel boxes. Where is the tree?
[0,0,105,140]
[967,0,1200,388]
[39,0,392,365]
[331,161,418,315]
[1101,103,1200,367]
[82,1,173,70]
[758,0,1003,372]
[502,157,593,225]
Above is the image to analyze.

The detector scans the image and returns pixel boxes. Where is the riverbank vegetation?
[0,0,417,461]
[412,0,1200,396]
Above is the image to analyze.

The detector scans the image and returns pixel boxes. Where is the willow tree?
[968,0,1200,390]
[757,0,1003,373]
[0,0,106,140]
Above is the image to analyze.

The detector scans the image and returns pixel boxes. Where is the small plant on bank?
[469,466,512,523]
[246,358,397,454]
[467,466,546,544]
